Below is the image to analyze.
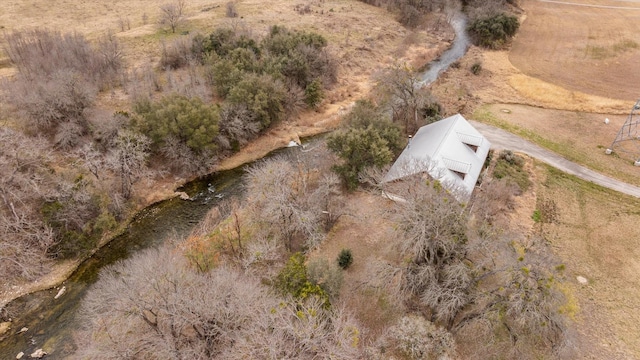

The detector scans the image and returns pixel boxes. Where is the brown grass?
[308,191,404,341]
[473,103,640,186]
[532,162,640,358]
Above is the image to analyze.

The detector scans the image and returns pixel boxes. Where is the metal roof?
[383,114,491,201]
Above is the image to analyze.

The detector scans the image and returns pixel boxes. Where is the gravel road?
[471,121,640,198]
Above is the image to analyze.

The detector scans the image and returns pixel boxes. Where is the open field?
[474,104,640,185]
[534,162,640,358]
[510,0,640,101]
[461,1,640,356]
[423,0,640,357]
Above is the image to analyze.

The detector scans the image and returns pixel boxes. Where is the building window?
[450,169,466,180]
[464,143,478,153]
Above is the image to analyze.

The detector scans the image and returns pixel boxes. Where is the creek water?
[419,12,470,87]
[0,165,247,359]
[0,12,471,360]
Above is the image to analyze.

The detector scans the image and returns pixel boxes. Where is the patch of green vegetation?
[541,161,631,202]
[532,209,542,223]
[612,39,639,53]
[470,61,482,75]
[585,45,610,60]
[276,253,330,307]
[493,150,531,192]
[584,39,638,60]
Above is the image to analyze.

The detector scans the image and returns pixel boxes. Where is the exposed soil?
[2,0,640,358]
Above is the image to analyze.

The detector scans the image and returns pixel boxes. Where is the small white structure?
[384,114,491,201]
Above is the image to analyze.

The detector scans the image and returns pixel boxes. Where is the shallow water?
[419,12,470,87]
[0,166,245,359]
[0,13,474,355]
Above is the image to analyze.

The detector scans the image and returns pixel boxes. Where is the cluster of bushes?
[154,25,336,158]
[205,25,336,108]
[0,24,339,286]
[328,100,404,190]
[3,30,124,148]
[467,13,520,49]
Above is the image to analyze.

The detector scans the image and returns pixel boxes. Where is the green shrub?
[133,93,220,154]
[532,209,542,223]
[208,59,243,97]
[337,249,353,269]
[227,73,287,128]
[493,150,531,192]
[276,253,330,306]
[327,100,403,190]
[468,13,520,49]
[304,79,324,108]
[470,62,482,75]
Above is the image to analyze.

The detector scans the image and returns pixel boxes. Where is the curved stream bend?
[0,12,474,358]
[419,12,470,87]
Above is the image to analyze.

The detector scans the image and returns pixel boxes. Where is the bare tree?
[245,155,343,252]
[75,144,105,181]
[3,29,124,91]
[75,245,272,359]
[245,157,318,251]
[384,314,456,360]
[388,178,472,326]
[75,243,363,359]
[454,232,569,359]
[160,0,186,34]
[0,127,55,285]
[376,63,440,134]
[6,69,95,133]
[216,103,262,152]
[106,130,150,199]
[231,297,363,359]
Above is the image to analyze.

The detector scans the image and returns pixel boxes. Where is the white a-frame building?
[383,114,491,201]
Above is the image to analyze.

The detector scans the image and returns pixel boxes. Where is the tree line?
[73,134,571,358]
[0,22,337,294]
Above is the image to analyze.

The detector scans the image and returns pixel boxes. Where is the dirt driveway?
[510,0,640,101]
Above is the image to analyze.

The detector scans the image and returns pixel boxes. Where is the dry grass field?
[3,0,640,358]
[437,0,640,356]
[533,162,640,358]
[510,0,640,102]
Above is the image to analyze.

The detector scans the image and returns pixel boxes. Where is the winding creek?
[0,12,470,360]
[419,12,470,87]
[0,165,248,358]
